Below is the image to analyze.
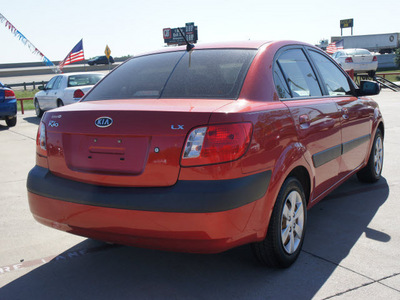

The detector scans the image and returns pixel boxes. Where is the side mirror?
[357,80,380,96]
[38,86,45,90]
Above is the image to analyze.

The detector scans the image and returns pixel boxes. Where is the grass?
[14,90,38,112]
[376,69,400,82]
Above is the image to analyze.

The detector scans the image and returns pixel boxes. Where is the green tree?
[395,48,400,67]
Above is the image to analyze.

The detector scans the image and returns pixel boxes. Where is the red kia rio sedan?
[27,40,384,268]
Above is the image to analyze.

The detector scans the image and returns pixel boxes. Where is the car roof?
[343,48,372,53]
[135,40,316,57]
[57,72,105,77]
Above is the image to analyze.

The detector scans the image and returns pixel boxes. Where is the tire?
[5,116,17,127]
[357,129,383,183]
[57,99,64,107]
[367,70,376,78]
[252,177,307,268]
[34,99,44,118]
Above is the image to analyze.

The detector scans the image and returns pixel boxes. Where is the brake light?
[181,123,253,166]
[73,89,84,98]
[345,57,353,63]
[373,56,377,62]
[4,89,15,100]
[36,122,47,156]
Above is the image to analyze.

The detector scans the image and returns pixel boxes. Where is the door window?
[309,51,351,96]
[276,49,322,98]
[45,77,57,90]
[53,76,62,90]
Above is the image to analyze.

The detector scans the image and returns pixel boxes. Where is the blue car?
[0,82,17,127]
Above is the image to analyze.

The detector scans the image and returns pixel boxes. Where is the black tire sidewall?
[35,99,43,117]
[5,116,17,127]
[271,177,307,267]
[357,128,383,183]
[369,129,383,180]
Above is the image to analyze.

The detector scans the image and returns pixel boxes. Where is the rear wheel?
[5,116,17,127]
[34,99,44,117]
[252,177,307,268]
[357,129,383,183]
[368,70,376,78]
[57,99,64,107]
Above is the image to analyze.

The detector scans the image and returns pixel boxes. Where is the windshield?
[84,49,256,101]
[68,74,104,87]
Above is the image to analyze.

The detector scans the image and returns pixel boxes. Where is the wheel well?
[287,166,311,205]
[378,122,384,139]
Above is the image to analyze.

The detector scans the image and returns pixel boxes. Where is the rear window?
[68,74,104,87]
[344,49,357,55]
[84,49,256,101]
[355,49,371,55]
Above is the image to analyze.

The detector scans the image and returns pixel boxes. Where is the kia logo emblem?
[95,116,113,128]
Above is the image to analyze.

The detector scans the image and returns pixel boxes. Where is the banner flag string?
[0,13,58,73]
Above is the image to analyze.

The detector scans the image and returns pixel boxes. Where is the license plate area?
[63,134,151,175]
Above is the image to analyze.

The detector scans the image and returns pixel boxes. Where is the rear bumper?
[27,166,271,213]
[27,166,271,253]
[0,100,17,117]
[341,62,378,73]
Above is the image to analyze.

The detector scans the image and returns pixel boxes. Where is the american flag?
[59,39,84,70]
[326,39,344,54]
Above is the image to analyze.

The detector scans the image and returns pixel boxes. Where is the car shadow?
[0,124,11,131]
[0,176,389,299]
[22,115,40,125]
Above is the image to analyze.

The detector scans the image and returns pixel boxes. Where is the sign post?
[104,45,111,71]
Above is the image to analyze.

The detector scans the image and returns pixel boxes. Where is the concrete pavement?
[0,90,399,299]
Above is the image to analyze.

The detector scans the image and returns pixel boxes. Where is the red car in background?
[27,40,383,268]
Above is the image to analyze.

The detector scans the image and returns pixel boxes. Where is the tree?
[395,48,400,67]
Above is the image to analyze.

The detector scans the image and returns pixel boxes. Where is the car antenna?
[178,28,195,51]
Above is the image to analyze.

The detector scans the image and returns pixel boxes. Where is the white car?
[34,72,104,117]
[331,49,378,77]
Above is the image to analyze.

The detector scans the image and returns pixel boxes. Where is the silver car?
[332,48,378,77]
[34,72,104,117]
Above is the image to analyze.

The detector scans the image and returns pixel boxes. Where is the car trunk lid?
[43,99,234,187]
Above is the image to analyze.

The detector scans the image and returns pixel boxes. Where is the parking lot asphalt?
[0,90,399,299]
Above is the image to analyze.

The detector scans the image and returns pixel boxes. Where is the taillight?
[73,89,84,98]
[36,122,47,156]
[373,56,378,62]
[345,57,353,63]
[181,123,253,166]
[4,89,15,100]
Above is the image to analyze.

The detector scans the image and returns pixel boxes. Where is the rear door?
[274,47,342,199]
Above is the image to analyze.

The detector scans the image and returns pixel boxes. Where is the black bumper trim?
[27,166,271,213]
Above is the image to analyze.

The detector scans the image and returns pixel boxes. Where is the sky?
[0,0,399,64]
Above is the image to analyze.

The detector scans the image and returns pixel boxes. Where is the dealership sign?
[340,19,354,28]
[340,19,354,36]
[163,22,198,45]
